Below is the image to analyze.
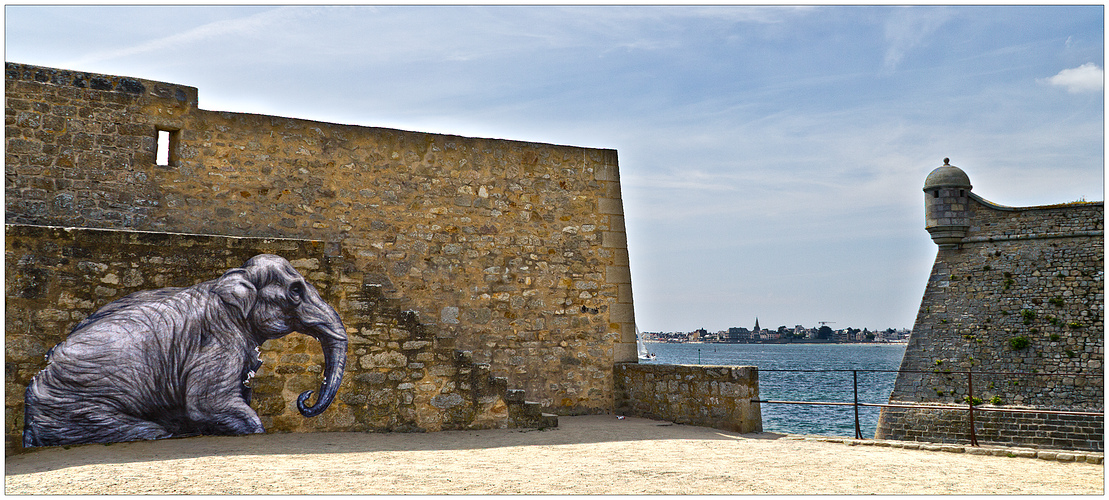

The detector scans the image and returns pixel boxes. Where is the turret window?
[933,190,940,198]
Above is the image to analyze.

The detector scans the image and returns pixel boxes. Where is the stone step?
[522,401,542,416]
[505,389,526,404]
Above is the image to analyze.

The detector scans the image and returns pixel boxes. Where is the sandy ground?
[5,415,1104,495]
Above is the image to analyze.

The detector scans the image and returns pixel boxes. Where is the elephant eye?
[289,281,305,304]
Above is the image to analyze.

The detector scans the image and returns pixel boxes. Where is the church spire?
[754,317,760,332]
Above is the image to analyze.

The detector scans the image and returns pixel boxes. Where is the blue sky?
[6,5,1103,332]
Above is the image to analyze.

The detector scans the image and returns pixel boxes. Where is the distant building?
[725,327,750,342]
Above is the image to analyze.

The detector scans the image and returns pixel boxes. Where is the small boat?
[636,327,655,360]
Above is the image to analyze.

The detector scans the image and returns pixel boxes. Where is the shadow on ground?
[6,415,787,475]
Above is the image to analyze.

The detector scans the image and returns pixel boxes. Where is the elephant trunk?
[297,310,348,418]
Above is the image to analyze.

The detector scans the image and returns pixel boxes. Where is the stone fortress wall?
[876,160,1104,451]
[5,63,639,451]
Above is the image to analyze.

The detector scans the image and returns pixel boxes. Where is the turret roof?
[924,158,972,190]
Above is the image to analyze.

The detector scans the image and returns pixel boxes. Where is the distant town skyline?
[642,322,910,344]
[6,5,1102,332]
[645,318,908,335]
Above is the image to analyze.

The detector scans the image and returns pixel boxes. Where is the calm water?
[640,342,907,437]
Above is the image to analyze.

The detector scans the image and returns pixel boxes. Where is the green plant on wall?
[1049,333,1061,341]
[1048,297,1064,307]
[1020,309,1036,324]
[989,395,1003,405]
[1009,336,1031,350]
[1066,349,1077,358]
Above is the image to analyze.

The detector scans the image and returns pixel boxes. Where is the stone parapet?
[614,363,762,434]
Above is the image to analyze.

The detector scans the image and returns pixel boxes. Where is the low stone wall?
[614,363,762,433]
[6,224,553,455]
[876,406,1103,452]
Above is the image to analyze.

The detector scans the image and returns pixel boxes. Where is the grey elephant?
[23,254,348,447]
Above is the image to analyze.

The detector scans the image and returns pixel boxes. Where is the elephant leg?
[210,401,265,435]
[26,405,172,446]
[186,398,265,436]
[99,415,175,443]
[26,381,175,446]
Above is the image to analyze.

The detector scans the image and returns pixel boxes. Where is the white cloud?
[1043,63,1104,94]
[882,7,952,71]
[62,7,307,68]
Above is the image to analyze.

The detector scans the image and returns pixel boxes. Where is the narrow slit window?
[156,130,171,166]
[933,190,940,198]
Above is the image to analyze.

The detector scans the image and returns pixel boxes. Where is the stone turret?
[923,158,972,248]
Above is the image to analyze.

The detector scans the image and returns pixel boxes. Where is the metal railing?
[751,368,1104,445]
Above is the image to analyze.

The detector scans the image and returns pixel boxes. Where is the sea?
[639,342,908,438]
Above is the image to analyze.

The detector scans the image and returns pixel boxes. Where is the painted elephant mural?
[23,254,348,447]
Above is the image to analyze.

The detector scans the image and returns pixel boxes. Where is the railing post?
[853,370,862,440]
[967,370,978,447]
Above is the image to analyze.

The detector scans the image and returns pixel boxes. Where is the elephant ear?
[214,269,257,318]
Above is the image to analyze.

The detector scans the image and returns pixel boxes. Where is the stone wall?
[614,363,762,433]
[6,224,556,454]
[5,62,637,416]
[877,164,1103,450]
[876,407,1103,451]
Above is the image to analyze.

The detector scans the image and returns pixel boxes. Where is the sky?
[5,5,1104,333]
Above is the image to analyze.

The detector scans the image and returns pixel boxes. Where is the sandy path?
[5,415,1104,495]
